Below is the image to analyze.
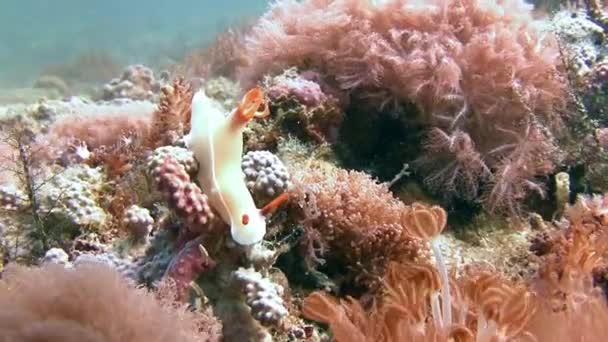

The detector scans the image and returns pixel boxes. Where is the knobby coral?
[101,64,166,101]
[122,205,154,240]
[154,155,214,233]
[242,149,292,201]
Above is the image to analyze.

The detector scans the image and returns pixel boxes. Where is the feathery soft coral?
[146,78,193,148]
[242,0,564,121]
[290,166,422,286]
[242,0,566,214]
[525,194,608,341]
[40,105,152,157]
[302,262,536,342]
[0,262,221,342]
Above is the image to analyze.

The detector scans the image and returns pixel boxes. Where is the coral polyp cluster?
[2,0,608,341]
[242,150,291,201]
[154,155,214,229]
[102,64,167,101]
[122,205,154,240]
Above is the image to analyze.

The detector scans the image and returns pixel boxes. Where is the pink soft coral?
[37,103,152,163]
[0,263,221,342]
[242,0,566,215]
[242,0,563,120]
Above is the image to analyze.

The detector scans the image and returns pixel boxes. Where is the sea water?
[0,0,268,86]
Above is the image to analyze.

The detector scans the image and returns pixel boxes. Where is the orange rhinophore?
[261,192,289,216]
[235,87,270,122]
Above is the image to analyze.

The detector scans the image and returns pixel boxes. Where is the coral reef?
[38,98,154,160]
[303,262,537,341]
[265,68,336,109]
[301,192,608,341]
[72,252,140,281]
[3,1,608,342]
[525,193,608,341]
[552,8,606,80]
[148,145,197,177]
[550,3,608,193]
[137,230,176,285]
[203,76,241,110]
[164,237,216,300]
[101,64,168,101]
[242,0,567,216]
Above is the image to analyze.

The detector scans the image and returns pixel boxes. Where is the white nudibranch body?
[185,89,269,245]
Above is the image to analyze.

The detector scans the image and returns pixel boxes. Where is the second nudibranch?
[185,87,271,245]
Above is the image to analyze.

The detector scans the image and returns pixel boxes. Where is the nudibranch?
[185,87,281,245]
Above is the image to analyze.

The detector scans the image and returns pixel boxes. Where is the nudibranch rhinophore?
[185,87,276,245]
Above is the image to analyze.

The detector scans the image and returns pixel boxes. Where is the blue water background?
[0,0,268,86]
